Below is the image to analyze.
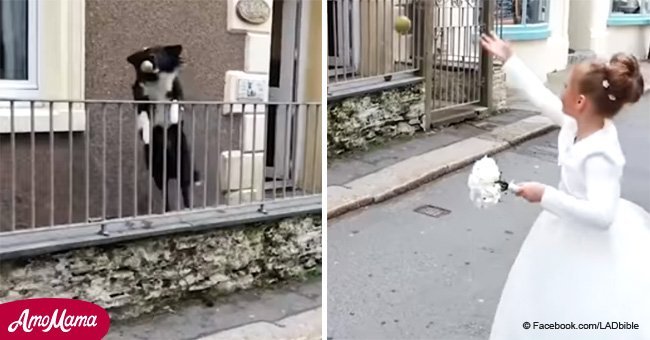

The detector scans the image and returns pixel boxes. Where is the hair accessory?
[608,94,616,101]
[602,79,610,89]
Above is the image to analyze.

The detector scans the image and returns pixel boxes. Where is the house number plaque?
[236,0,270,25]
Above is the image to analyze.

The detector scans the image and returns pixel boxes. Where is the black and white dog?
[127,45,200,212]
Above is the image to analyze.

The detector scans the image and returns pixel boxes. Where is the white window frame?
[0,0,85,133]
[499,0,550,25]
[0,0,39,95]
[610,0,650,15]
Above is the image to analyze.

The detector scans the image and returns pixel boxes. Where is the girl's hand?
[514,182,545,203]
[480,32,514,62]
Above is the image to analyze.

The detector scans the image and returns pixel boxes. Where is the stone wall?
[328,84,425,158]
[328,65,507,158]
[493,60,508,112]
[0,215,321,321]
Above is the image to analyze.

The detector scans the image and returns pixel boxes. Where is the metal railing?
[428,0,484,112]
[0,99,321,234]
[327,0,424,86]
[328,0,492,114]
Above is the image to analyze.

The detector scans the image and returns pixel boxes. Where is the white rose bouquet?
[467,156,520,208]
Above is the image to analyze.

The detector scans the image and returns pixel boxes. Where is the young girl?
[481,33,650,340]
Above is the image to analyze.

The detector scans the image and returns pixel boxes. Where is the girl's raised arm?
[481,33,566,126]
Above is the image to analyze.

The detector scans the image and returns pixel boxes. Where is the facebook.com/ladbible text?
[522,321,640,331]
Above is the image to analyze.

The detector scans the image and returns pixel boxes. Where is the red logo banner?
[0,298,111,339]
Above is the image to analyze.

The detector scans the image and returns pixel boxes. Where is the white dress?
[489,56,650,340]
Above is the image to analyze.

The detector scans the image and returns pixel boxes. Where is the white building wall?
[568,0,650,60]
[222,0,274,203]
[605,26,650,59]
[585,0,611,57]
[568,0,595,51]
[506,0,570,85]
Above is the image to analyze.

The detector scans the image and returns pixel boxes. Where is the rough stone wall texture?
[327,84,424,158]
[328,66,507,157]
[493,60,508,112]
[0,215,321,321]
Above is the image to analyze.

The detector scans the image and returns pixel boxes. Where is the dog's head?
[127,45,183,76]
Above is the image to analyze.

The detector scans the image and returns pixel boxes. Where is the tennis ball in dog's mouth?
[140,60,154,73]
[395,15,411,34]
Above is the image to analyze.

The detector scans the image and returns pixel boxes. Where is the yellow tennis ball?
[395,15,411,34]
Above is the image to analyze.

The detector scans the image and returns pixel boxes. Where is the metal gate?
[422,0,497,128]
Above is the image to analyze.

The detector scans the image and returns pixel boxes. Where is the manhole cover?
[414,205,451,218]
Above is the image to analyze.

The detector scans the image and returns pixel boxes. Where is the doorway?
[266,0,301,193]
[327,0,360,78]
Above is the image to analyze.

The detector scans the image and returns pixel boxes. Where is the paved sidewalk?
[328,61,650,220]
[198,308,321,340]
[106,279,321,340]
[327,110,537,187]
[328,114,556,219]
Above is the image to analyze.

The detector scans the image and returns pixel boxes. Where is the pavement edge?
[196,307,322,340]
[327,115,557,220]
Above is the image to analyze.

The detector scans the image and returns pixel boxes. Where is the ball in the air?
[395,15,411,34]
[140,60,154,73]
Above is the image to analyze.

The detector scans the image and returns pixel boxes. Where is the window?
[497,0,551,41]
[611,0,650,14]
[497,0,549,25]
[608,0,650,26]
[0,0,38,95]
[0,0,86,133]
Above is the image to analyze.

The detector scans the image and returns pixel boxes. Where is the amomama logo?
[0,298,110,339]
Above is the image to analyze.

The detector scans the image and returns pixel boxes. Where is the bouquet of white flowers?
[467,156,520,208]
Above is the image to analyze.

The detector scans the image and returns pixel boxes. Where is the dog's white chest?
[141,71,176,99]
[140,71,179,126]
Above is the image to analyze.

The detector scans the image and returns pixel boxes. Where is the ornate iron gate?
[422,0,498,128]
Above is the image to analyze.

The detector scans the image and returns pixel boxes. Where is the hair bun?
[607,53,644,103]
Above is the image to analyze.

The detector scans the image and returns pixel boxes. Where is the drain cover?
[414,205,451,218]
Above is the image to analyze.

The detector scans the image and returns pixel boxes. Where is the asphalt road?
[327,93,650,340]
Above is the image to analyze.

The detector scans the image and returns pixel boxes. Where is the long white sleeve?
[502,56,566,126]
[540,154,621,230]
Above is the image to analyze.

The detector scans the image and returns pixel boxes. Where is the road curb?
[327,115,557,220]
[197,307,322,340]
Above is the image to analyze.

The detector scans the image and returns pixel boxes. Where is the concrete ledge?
[0,196,322,260]
[327,74,423,102]
[327,115,557,220]
[198,307,321,340]
[326,186,374,219]
[357,138,507,201]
